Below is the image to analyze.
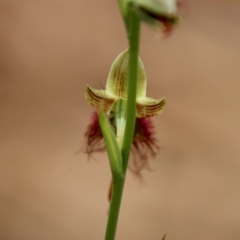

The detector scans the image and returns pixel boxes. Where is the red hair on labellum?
[130,117,159,177]
[84,111,104,159]
[84,111,160,176]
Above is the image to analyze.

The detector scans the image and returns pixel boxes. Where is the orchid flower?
[118,0,180,35]
[134,0,180,34]
[84,49,166,174]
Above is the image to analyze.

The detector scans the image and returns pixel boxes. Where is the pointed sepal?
[136,97,166,117]
[85,85,115,112]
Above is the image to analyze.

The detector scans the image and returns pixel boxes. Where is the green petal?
[85,85,115,112]
[136,97,166,117]
[106,49,147,100]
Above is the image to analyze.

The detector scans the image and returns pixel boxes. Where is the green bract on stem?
[99,110,123,179]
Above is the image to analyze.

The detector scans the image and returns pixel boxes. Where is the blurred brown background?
[1,0,240,239]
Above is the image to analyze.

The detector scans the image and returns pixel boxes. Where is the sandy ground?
[1,0,240,240]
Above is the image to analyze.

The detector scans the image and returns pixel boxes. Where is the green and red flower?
[84,49,166,175]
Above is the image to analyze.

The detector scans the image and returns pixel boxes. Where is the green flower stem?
[117,0,126,28]
[121,8,141,173]
[104,6,141,240]
[117,0,130,33]
[104,181,124,240]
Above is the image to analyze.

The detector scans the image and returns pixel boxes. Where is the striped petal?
[85,85,115,112]
[136,97,166,118]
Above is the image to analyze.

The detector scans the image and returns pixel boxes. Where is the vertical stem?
[122,10,141,173]
[104,8,141,240]
[104,180,124,240]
